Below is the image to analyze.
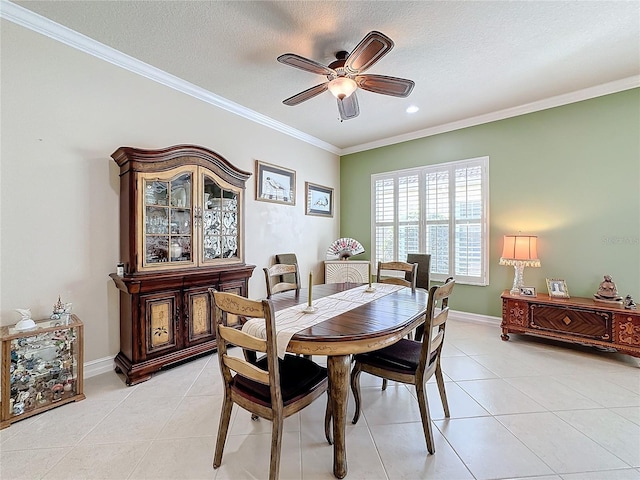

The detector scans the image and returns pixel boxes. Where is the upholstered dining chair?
[350,277,455,455]
[263,263,301,298]
[405,253,431,341]
[210,290,329,480]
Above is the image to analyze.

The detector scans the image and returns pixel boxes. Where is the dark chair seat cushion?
[232,354,327,407]
[354,339,436,374]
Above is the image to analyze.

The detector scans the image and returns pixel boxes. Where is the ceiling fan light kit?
[328,77,357,100]
[278,31,415,121]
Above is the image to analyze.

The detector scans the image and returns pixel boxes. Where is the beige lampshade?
[499,235,541,266]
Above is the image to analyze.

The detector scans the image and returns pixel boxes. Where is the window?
[371,156,489,285]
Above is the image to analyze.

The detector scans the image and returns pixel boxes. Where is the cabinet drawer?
[530,305,611,341]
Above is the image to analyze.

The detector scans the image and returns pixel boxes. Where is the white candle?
[308,272,313,307]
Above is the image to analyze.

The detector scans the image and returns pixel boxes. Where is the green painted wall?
[340,89,640,317]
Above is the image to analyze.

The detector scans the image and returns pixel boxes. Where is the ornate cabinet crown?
[111,145,255,385]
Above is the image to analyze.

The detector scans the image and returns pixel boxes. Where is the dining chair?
[350,277,455,454]
[376,260,419,389]
[377,261,418,290]
[263,263,301,298]
[210,290,329,480]
[275,252,298,285]
[263,262,312,363]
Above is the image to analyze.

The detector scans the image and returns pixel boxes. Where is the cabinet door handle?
[193,206,203,227]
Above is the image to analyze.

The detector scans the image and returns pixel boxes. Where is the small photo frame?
[255,160,296,206]
[305,182,334,217]
[520,286,537,297]
[546,278,570,298]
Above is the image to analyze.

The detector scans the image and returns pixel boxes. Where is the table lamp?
[499,234,541,295]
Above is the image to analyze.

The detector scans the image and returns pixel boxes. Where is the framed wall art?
[305,182,334,217]
[546,278,570,298]
[255,160,296,205]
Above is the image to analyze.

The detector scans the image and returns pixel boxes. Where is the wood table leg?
[328,354,350,479]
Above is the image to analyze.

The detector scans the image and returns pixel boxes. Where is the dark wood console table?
[501,290,640,359]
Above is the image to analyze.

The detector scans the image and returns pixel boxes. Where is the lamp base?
[510,263,525,295]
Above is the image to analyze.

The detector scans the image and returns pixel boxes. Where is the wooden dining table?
[267,282,429,479]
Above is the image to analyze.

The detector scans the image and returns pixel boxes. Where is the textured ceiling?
[9,0,640,153]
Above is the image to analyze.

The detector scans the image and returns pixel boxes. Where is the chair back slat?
[379,261,415,273]
[267,263,297,277]
[223,355,270,384]
[379,277,412,287]
[431,307,449,328]
[214,293,266,317]
[430,330,444,352]
[270,282,299,295]
[264,263,301,298]
[377,261,418,291]
[218,324,267,352]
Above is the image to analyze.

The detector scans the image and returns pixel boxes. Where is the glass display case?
[110,145,255,385]
[134,165,244,272]
[1,315,85,429]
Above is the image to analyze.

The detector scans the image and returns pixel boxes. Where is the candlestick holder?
[302,305,317,314]
[365,285,376,293]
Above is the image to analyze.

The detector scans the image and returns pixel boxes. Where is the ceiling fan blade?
[277,53,336,76]
[283,82,329,106]
[337,92,359,120]
[344,31,394,75]
[355,74,415,97]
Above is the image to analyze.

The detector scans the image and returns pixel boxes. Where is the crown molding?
[0,0,341,155]
[3,1,637,158]
[341,76,640,155]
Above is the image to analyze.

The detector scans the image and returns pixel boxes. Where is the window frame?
[370,156,489,286]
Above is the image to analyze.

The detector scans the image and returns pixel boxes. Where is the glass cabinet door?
[202,174,240,262]
[143,172,193,267]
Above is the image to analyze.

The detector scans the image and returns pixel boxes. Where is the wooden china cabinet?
[110,145,255,385]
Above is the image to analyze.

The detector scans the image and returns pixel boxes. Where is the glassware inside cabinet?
[170,175,191,208]
[146,207,169,234]
[203,176,239,260]
[143,173,193,266]
[146,235,169,263]
[145,181,168,206]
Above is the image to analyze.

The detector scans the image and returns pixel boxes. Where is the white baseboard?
[81,310,500,378]
[450,309,501,326]
[84,356,114,378]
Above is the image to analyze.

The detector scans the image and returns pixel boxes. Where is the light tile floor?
[2,319,639,480]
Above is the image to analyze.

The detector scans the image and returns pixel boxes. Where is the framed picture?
[520,286,537,297]
[546,278,570,298]
[255,160,296,205]
[305,182,334,217]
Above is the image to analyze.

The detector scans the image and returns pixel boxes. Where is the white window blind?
[371,157,489,285]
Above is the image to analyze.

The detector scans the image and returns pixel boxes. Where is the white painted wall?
[0,21,340,363]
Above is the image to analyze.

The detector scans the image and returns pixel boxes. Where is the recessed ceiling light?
[406,105,419,114]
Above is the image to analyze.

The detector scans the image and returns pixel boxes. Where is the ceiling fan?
[277,31,415,121]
